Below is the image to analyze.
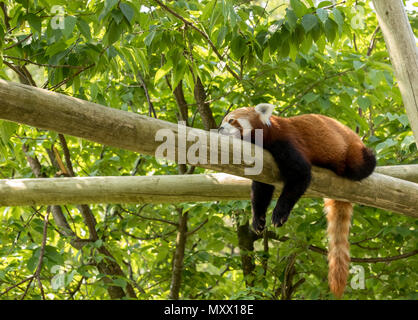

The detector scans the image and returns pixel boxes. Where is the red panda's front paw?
[252,216,266,234]
[272,209,290,227]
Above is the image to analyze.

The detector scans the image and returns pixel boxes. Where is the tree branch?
[366,26,380,56]
[49,63,95,91]
[194,76,217,130]
[186,218,208,236]
[0,276,34,297]
[138,71,157,118]
[33,207,50,300]
[237,220,256,287]
[4,33,33,50]
[58,134,76,176]
[173,81,189,126]
[308,245,417,263]
[120,206,179,227]
[3,55,85,69]
[0,2,10,30]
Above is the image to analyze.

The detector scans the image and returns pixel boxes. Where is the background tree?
[0,0,417,300]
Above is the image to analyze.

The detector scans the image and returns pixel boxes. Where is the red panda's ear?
[255,103,275,125]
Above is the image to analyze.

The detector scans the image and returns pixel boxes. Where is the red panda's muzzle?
[218,122,242,138]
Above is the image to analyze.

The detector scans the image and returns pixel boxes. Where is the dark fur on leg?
[266,140,312,227]
[251,181,275,233]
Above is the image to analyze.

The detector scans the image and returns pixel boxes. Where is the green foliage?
[0,0,417,300]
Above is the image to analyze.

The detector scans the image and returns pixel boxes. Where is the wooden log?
[0,173,417,218]
[375,165,418,184]
[0,79,417,217]
[372,0,418,147]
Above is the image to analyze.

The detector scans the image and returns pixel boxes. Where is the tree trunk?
[237,221,257,287]
[372,0,418,147]
[169,209,188,299]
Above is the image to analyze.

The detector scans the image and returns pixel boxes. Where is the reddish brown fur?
[324,199,353,299]
[223,107,375,298]
[225,109,367,173]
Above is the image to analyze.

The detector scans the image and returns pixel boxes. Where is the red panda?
[218,103,376,298]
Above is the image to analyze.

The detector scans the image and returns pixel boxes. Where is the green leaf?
[0,121,18,145]
[317,1,333,8]
[120,2,135,23]
[290,0,308,18]
[76,18,92,40]
[106,0,118,8]
[319,97,331,110]
[269,31,282,52]
[289,41,298,60]
[106,21,123,45]
[256,30,269,47]
[196,263,221,275]
[26,13,41,34]
[278,39,290,58]
[216,25,228,47]
[300,34,312,53]
[27,249,40,272]
[230,35,247,59]
[144,28,157,46]
[397,115,410,127]
[135,48,149,75]
[285,9,298,31]
[154,61,173,85]
[324,18,337,42]
[201,0,217,20]
[207,240,224,251]
[401,135,415,149]
[172,57,187,90]
[292,24,305,46]
[316,8,328,24]
[303,92,319,103]
[301,14,318,32]
[332,8,344,28]
[63,16,77,38]
[156,245,169,262]
[111,9,124,24]
[353,60,365,70]
[100,0,118,20]
[357,96,371,110]
[112,278,127,288]
[45,246,64,265]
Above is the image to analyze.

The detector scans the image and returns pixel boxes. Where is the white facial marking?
[219,122,241,138]
[237,118,253,138]
[237,118,253,130]
[254,103,275,126]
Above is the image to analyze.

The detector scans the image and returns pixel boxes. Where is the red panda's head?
[218,103,275,139]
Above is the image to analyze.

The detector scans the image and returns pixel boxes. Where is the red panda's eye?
[228,119,234,124]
